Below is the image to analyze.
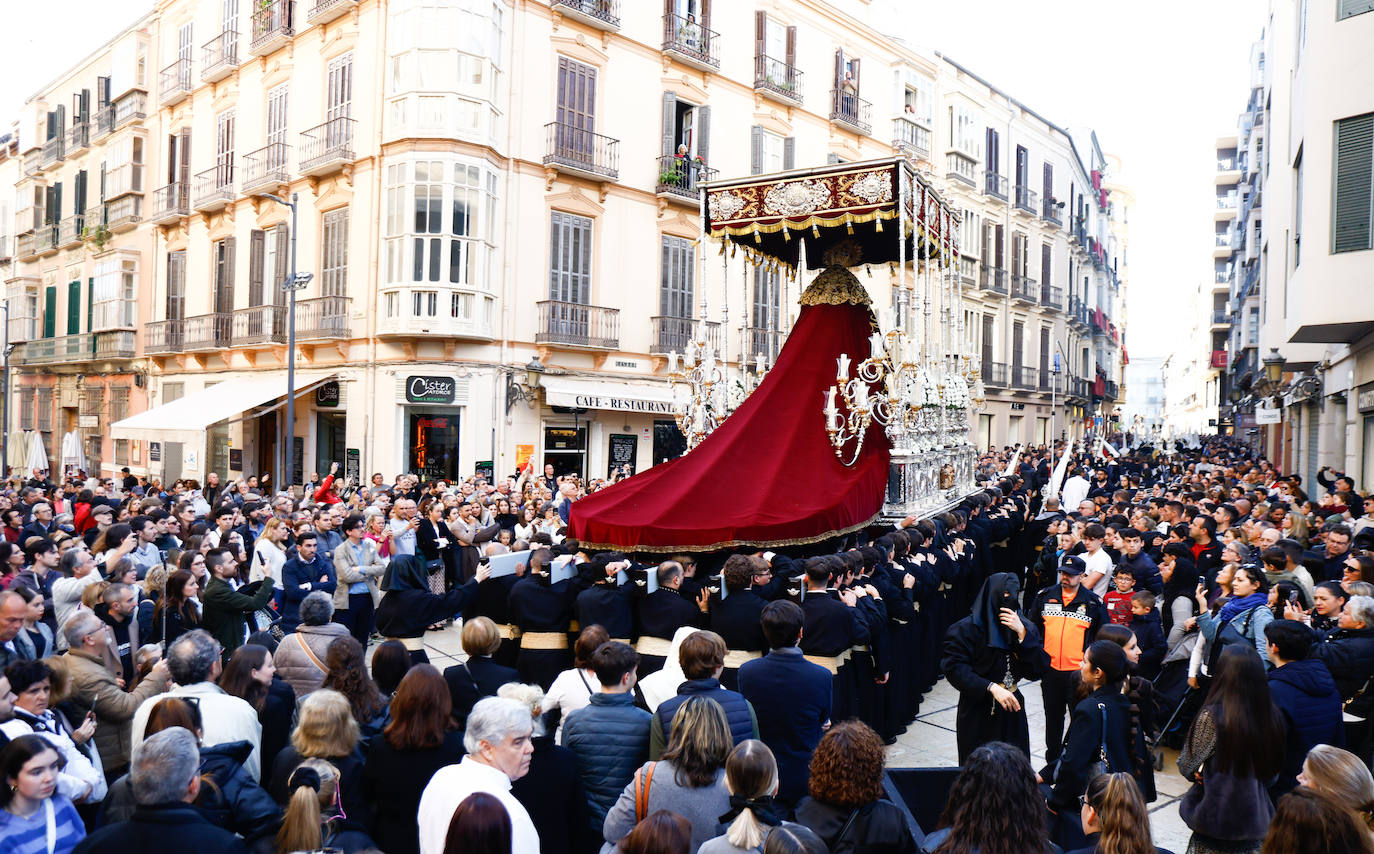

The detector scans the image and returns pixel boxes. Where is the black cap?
[1058,555,1086,576]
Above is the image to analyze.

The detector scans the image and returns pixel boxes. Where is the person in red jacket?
[313,461,344,506]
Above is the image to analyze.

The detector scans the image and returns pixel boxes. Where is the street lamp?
[257,192,311,489]
[1262,348,1286,390]
[504,358,545,415]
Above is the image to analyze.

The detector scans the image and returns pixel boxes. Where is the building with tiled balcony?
[5,0,1130,485]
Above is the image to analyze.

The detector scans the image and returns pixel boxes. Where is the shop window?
[409,411,461,482]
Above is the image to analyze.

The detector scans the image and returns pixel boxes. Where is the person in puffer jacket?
[649,630,759,759]
[100,699,283,853]
[562,639,651,829]
[1264,619,1344,795]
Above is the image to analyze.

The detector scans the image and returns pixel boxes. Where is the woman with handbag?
[416,498,457,604]
[1044,641,1140,851]
[1176,645,1284,854]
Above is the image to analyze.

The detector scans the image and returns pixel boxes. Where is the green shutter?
[87,277,95,332]
[43,286,56,338]
[67,280,81,335]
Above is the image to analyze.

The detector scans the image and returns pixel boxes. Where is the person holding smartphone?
[941,572,1044,762]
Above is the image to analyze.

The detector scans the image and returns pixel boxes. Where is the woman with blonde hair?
[251,516,289,591]
[275,758,375,854]
[1299,744,1374,834]
[701,740,804,854]
[267,689,366,820]
[603,695,733,853]
[1067,772,1167,854]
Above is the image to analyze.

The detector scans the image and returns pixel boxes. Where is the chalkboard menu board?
[607,434,637,478]
[292,437,305,487]
[346,448,361,483]
[229,449,243,472]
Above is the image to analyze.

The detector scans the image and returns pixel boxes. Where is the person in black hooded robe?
[375,554,488,663]
[941,571,1044,762]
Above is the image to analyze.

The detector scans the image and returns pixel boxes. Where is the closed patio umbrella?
[26,431,49,474]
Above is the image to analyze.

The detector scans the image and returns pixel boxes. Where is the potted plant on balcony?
[81,223,111,252]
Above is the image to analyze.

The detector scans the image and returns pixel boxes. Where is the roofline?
[23,10,155,107]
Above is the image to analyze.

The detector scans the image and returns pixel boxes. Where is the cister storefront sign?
[405,375,457,405]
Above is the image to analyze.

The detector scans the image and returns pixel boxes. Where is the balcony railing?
[551,0,620,30]
[655,155,716,201]
[754,55,803,103]
[95,331,137,359]
[183,313,233,351]
[193,165,235,212]
[1011,365,1039,390]
[22,149,41,177]
[66,121,90,153]
[662,13,719,70]
[114,92,147,128]
[983,362,1008,388]
[536,300,619,350]
[16,234,36,261]
[35,224,58,254]
[95,106,114,137]
[978,266,1008,295]
[1014,185,1038,214]
[250,0,295,54]
[1042,198,1063,225]
[296,295,351,340]
[1010,273,1037,302]
[151,181,190,223]
[829,89,872,135]
[1214,232,1237,249]
[893,117,931,158]
[242,143,291,193]
[160,58,193,104]
[1041,285,1064,310]
[57,215,85,249]
[958,256,977,285]
[40,136,64,168]
[1104,380,1118,400]
[299,117,354,175]
[1038,370,1055,392]
[202,30,239,82]
[744,326,784,363]
[1211,309,1230,325]
[145,320,184,354]
[232,305,285,345]
[19,333,95,366]
[983,171,1008,200]
[946,152,976,186]
[307,0,359,25]
[1216,194,1238,210]
[649,316,721,356]
[543,122,619,180]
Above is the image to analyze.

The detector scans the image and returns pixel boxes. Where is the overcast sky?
[1,0,1264,360]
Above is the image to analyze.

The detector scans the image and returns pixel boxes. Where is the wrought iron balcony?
[299,117,354,176]
[1041,285,1064,310]
[35,224,58,254]
[755,55,803,104]
[536,300,619,350]
[1010,273,1037,303]
[16,234,36,261]
[95,331,137,359]
[22,149,41,177]
[17,333,95,366]
[946,152,976,187]
[984,362,1009,388]
[183,313,233,351]
[242,143,291,194]
[979,266,1008,295]
[296,295,351,340]
[650,316,720,355]
[1011,365,1039,390]
[145,320,185,354]
[202,30,239,82]
[829,89,872,135]
[983,171,1008,200]
[57,215,85,249]
[193,165,235,212]
[160,58,193,105]
[307,0,358,25]
[744,326,785,364]
[95,106,114,138]
[66,121,89,153]
[544,122,619,181]
[151,182,190,224]
[662,13,719,71]
[1042,198,1063,225]
[551,0,620,30]
[655,155,716,202]
[1014,185,1039,215]
[232,305,285,346]
[250,0,295,55]
[1104,380,1119,400]
[40,136,64,169]
[893,117,931,158]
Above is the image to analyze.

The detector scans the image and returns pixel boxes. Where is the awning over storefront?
[540,375,676,415]
[110,372,336,438]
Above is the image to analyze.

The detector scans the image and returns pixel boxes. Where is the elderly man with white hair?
[417,696,539,854]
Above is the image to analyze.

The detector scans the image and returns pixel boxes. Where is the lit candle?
[755,354,766,375]
[836,354,851,381]
[870,333,885,360]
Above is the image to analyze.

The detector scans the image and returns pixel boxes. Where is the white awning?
[111,373,335,438]
[540,375,676,415]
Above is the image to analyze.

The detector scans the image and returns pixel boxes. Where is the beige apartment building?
[3,0,1128,486]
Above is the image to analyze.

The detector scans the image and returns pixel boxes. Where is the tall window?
[321,207,349,297]
[1293,146,1303,266]
[659,235,694,317]
[549,212,592,303]
[92,256,137,329]
[413,161,443,282]
[109,387,129,423]
[949,105,978,155]
[166,250,186,321]
[384,157,500,296]
[215,111,235,184]
[212,238,235,316]
[1332,113,1372,253]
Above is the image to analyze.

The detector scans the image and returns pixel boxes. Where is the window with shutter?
[549,211,592,304]
[659,235,694,317]
[1039,327,1050,378]
[213,238,235,318]
[556,57,597,161]
[167,251,186,322]
[1332,113,1373,253]
[1338,0,1374,20]
[322,207,349,297]
[750,126,764,175]
[1041,244,1052,294]
[981,315,995,367]
[249,230,265,308]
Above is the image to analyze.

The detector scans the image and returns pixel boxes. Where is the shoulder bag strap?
[295,631,327,672]
[634,761,657,823]
[1098,702,1110,770]
[834,805,862,849]
[44,797,56,854]
[576,668,594,695]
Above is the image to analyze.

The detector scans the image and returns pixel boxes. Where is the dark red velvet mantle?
[567,297,889,552]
